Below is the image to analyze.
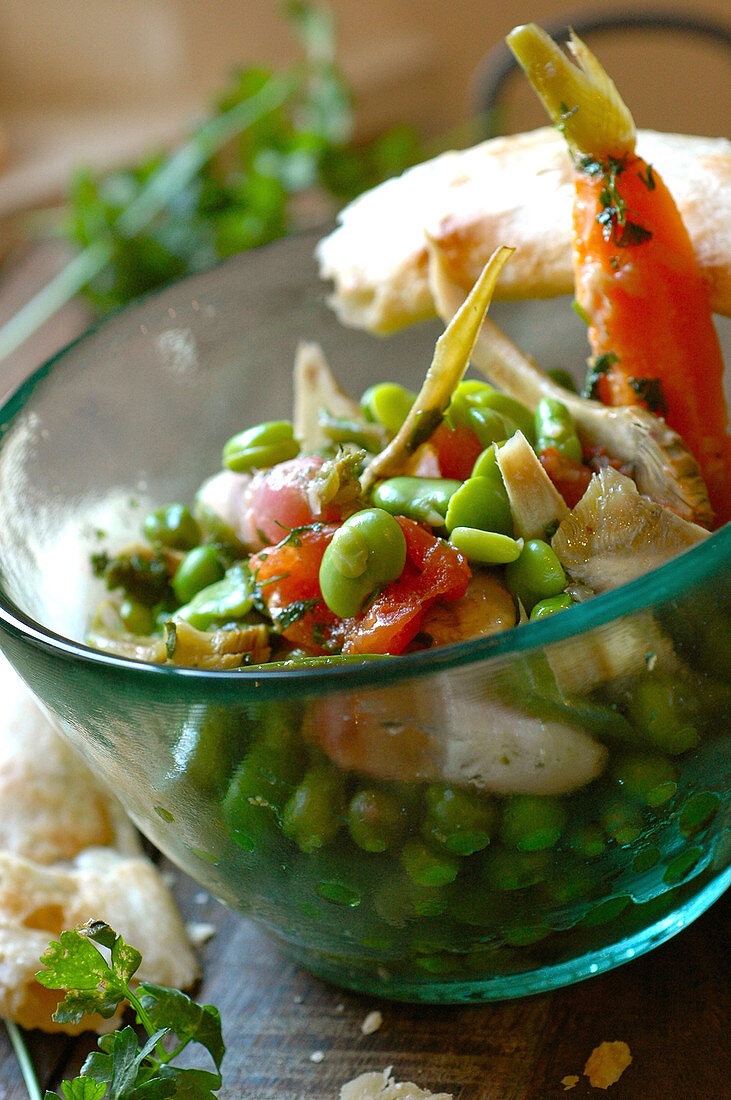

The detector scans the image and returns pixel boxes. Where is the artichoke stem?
[506,23,636,162]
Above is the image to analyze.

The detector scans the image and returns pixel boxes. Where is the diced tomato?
[429,422,484,481]
[250,524,342,653]
[342,517,471,655]
[539,446,593,508]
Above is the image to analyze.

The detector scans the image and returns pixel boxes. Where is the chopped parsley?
[583,351,619,400]
[580,154,653,247]
[629,376,668,416]
[274,598,321,630]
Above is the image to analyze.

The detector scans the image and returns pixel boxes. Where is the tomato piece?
[343,517,471,655]
[250,524,342,652]
[539,447,593,508]
[430,422,484,481]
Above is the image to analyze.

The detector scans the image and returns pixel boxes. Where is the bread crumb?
[361,1010,383,1035]
[584,1041,632,1089]
[561,1075,580,1090]
[185,921,217,946]
[339,1069,452,1099]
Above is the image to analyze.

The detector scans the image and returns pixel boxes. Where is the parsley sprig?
[31,921,225,1099]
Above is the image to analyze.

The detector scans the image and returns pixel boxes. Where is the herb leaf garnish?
[36,922,225,1100]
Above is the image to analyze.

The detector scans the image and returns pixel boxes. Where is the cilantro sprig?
[32,921,225,1100]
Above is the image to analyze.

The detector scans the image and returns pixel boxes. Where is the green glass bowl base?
[272,866,730,1003]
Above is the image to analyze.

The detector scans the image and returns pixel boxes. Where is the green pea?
[678,791,719,836]
[175,561,255,629]
[193,501,246,556]
[534,398,582,462]
[478,391,536,444]
[360,382,416,434]
[319,508,407,618]
[465,405,517,448]
[470,444,501,479]
[624,672,700,755]
[447,380,494,425]
[612,752,678,807]
[282,764,346,853]
[143,502,201,550]
[224,736,305,851]
[663,847,702,885]
[317,411,384,451]
[504,539,567,612]
[447,382,517,445]
[444,476,513,536]
[483,845,552,890]
[421,784,498,855]
[449,527,522,564]
[566,823,606,859]
[347,789,406,852]
[580,895,631,926]
[529,594,575,619]
[400,838,461,887]
[173,544,225,605]
[223,420,300,472]
[499,795,567,851]
[598,796,643,846]
[119,597,156,635]
[371,477,461,527]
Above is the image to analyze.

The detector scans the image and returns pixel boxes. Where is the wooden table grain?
[0,243,729,1100]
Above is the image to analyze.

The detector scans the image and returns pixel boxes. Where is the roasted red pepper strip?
[539,447,592,509]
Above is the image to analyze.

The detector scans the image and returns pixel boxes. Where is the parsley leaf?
[34,923,226,1100]
[46,1082,108,1100]
[36,925,140,1023]
[136,985,225,1072]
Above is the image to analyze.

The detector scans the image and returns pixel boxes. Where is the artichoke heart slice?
[552,467,709,594]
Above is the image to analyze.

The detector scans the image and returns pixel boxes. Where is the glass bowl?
[0,230,729,1002]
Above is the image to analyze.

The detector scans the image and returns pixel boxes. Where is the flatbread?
[317,127,731,333]
[0,848,198,1033]
[0,656,198,1032]
[0,656,138,863]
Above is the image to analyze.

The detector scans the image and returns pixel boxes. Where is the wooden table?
[1,243,729,1099]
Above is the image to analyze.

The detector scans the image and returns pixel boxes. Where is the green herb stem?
[4,1019,44,1100]
[0,72,293,365]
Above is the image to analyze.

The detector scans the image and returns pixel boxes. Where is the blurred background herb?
[0,1,422,359]
[62,0,421,316]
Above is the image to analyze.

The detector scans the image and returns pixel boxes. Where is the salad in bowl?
[0,24,728,1002]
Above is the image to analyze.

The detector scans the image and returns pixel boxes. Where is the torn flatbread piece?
[0,655,138,863]
[0,656,198,1032]
[0,848,198,1033]
[317,127,731,332]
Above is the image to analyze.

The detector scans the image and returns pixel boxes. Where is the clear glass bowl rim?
[0,260,728,698]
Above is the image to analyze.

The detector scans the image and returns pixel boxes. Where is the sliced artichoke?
[292,340,365,452]
[442,692,607,796]
[495,430,568,540]
[552,466,709,594]
[361,246,513,492]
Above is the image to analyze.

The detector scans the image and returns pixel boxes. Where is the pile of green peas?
[211,652,723,979]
